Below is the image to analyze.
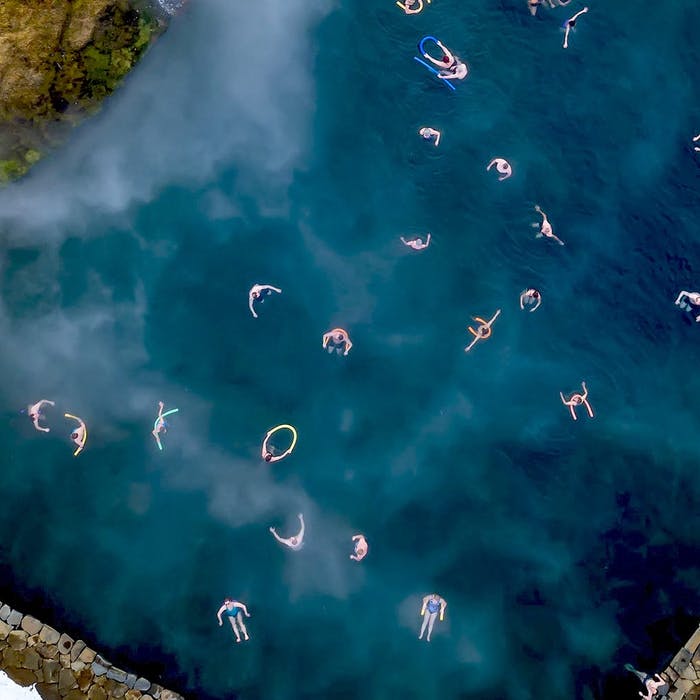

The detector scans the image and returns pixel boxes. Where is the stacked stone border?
[0,602,184,700]
[660,625,700,699]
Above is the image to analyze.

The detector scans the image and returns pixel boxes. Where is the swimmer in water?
[487,158,512,181]
[532,205,565,245]
[322,328,353,356]
[152,401,179,450]
[465,309,501,353]
[419,127,441,146]
[248,283,282,318]
[520,289,542,312]
[216,598,251,643]
[422,40,468,81]
[350,534,368,561]
[27,399,55,433]
[419,594,447,642]
[64,413,87,456]
[261,424,297,463]
[563,6,589,49]
[675,290,700,321]
[560,381,594,421]
[270,513,305,551]
[397,0,428,14]
[400,234,431,250]
[623,665,669,700]
[693,134,700,152]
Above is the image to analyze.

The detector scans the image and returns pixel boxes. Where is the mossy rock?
[0,0,165,181]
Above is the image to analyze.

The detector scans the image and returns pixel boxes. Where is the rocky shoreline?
[0,0,169,183]
[0,602,184,700]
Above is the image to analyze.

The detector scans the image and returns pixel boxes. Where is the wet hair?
[71,432,79,439]
[264,453,272,462]
[224,597,233,604]
[442,55,450,63]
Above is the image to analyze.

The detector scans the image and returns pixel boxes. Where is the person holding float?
[64,413,87,456]
[261,424,298,463]
[419,37,468,82]
[464,310,501,353]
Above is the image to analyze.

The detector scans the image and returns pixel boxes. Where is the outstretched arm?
[439,599,447,620]
[269,527,288,545]
[580,382,587,400]
[422,52,444,68]
[248,293,258,318]
[297,513,305,540]
[238,603,251,617]
[38,400,55,409]
[433,132,440,146]
[216,605,226,625]
[675,291,688,305]
[436,41,454,63]
[560,392,569,406]
[343,338,353,355]
[531,297,541,312]
[322,333,330,348]
[265,286,282,294]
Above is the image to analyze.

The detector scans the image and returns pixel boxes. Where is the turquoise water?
[1,1,700,698]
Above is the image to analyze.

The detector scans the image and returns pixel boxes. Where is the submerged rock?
[0,0,168,183]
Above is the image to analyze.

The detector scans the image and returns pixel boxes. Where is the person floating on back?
[563,7,589,49]
[248,283,282,318]
[397,0,429,14]
[419,594,447,642]
[560,382,594,421]
[323,328,353,356]
[419,127,441,147]
[520,289,542,312]
[27,399,54,433]
[152,401,179,451]
[270,513,305,551]
[675,290,700,322]
[422,40,468,81]
[216,598,251,643]
[350,534,368,561]
[487,158,512,181]
[532,205,565,245]
[401,234,431,250]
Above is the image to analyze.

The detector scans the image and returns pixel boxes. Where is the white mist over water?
[0,0,331,238]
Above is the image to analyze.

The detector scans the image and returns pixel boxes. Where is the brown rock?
[65,691,89,700]
[79,646,96,664]
[39,625,60,645]
[59,667,78,692]
[34,682,62,700]
[159,691,182,700]
[3,646,22,666]
[140,696,154,700]
[18,647,41,670]
[0,619,12,640]
[34,642,59,659]
[70,659,86,673]
[71,640,86,662]
[60,652,71,666]
[5,665,39,686]
[21,616,42,636]
[88,687,107,700]
[42,658,61,683]
[124,691,143,700]
[112,683,129,699]
[8,629,29,650]
[27,633,39,647]
[58,633,74,654]
[76,667,93,691]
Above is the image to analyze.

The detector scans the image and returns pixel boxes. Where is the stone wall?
[0,602,184,700]
[660,625,700,699]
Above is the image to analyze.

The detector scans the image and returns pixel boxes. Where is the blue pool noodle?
[413,56,456,91]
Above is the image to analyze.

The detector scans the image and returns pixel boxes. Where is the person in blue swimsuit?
[216,598,251,643]
[419,594,447,642]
